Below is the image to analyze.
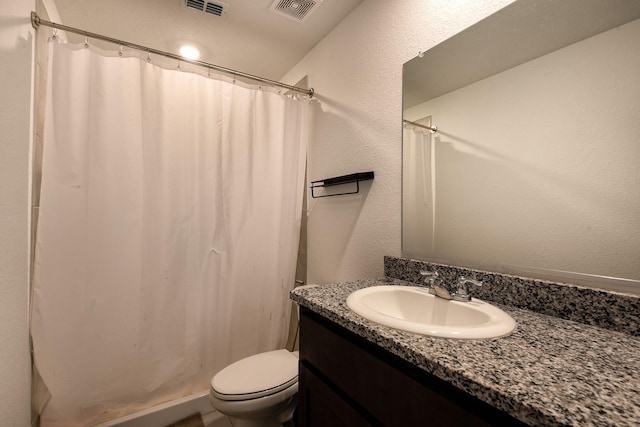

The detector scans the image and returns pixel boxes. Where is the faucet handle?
[419,270,439,284]
[454,276,483,301]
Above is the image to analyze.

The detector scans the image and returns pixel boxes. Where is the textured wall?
[0,0,36,424]
[282,0,516,284]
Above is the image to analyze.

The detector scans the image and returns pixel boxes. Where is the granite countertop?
[290,278,640,427]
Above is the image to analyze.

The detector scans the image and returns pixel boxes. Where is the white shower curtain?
[402,124,434,258]
[31,42,309,426]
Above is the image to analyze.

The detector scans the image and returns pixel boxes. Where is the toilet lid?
[210,349,299,401]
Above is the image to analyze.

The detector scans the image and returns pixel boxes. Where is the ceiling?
[53,0,363,81]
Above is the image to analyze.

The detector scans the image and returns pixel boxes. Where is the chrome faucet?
[419,270,483,302]
[420,270,454,300]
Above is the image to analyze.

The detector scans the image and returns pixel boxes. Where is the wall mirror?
[402,0,640,294]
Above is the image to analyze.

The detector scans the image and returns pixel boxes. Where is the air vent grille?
[186,0,205,11]
[205,2,224,16]
[269,0,322,22]
[184,0,229,18]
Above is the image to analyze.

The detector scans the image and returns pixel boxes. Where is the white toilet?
[209,349,299,427]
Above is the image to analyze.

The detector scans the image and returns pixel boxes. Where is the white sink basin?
[346,285,516,339]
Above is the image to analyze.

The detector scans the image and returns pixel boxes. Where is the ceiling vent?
[184,0,229,18]
[269,0,323,23]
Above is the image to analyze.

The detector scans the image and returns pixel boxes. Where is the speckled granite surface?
[385,256,640,336]
[291,278,640,427]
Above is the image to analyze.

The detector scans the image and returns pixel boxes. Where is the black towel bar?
[310,171,374,198]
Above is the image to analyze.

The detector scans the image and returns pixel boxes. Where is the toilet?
[209,349,299,427]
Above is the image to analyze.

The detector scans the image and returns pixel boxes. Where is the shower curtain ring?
[52,28,58,41]
[119,45,123,57]
[84,36,89,48]
[147,51,151,63]
[177,60,181,70]
[208,67,211,78]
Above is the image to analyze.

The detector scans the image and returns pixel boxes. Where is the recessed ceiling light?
[179,45,200,60]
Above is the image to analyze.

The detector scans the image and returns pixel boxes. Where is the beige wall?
[282,0,516,284]
[0,0,36,424]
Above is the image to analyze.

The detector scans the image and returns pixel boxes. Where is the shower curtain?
[31,41,309,426]
[402,123,435,258]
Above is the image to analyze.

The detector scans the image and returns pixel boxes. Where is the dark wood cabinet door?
[298,362,376,427]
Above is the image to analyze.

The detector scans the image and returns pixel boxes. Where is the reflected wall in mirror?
[402,0,640,294]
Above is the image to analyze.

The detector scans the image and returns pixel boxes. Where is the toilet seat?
[211,349,299,401]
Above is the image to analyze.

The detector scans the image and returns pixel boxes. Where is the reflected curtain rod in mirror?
[402,0,640,294]
[403,119,438,134]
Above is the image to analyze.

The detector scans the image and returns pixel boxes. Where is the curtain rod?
[30,12,314,98]
[403,119,438,133]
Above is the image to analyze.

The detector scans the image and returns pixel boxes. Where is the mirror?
[402,0,640,294]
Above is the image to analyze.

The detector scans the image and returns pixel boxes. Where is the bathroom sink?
[346,285,516,339]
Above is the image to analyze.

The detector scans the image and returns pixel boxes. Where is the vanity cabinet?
[297,307,526,427]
